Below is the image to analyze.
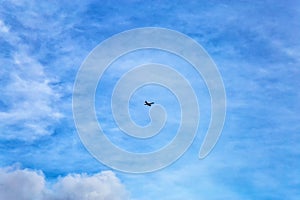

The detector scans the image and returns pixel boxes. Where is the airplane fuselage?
[144,101,154,106]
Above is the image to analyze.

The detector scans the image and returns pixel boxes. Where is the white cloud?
[0,9,65,141]
[51,171,129,200]
[0,167,129,200]
[0,2,89,141]
[0,19,9,33]
[0,167,45,200]
[0,53,63,140]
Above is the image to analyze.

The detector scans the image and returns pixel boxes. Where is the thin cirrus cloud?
[0,52,63,140]
[0,3,85,142]
[0,15,65,141]
[0,166,129,200]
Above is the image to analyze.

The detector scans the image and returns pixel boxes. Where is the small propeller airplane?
[144,100,154,107]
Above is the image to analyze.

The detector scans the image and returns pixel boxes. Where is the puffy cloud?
[50,171,129,200]
[0,167,45,200]
[0,167,129,200]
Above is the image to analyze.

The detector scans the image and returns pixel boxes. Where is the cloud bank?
[0,167,129,200]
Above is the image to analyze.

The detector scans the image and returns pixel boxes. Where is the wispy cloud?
[0,3,80,140]
[0,19,9,33]
[0,50,63,140]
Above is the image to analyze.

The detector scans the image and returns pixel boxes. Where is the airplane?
[144,101,154,106]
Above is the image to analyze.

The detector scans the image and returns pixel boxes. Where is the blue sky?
[0,0,299,199]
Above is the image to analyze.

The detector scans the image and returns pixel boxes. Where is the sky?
[0,0,299,199]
